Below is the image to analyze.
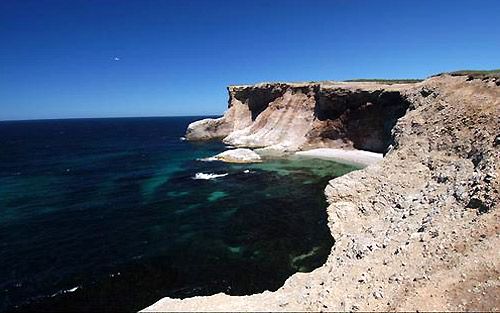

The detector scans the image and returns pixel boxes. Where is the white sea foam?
[243,169,250,173]
[179,136,186,141]
[197,157,216,162]
[193,172,228,180]
[50,286,80,297]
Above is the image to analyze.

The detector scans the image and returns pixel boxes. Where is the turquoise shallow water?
[0,117,359,311]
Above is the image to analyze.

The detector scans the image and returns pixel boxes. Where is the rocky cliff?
[186,82,412,153]
[145,74,499,311]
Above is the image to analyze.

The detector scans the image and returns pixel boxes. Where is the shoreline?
[143,75,499,312]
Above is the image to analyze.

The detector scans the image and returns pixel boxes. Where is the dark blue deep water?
[0,117,358,311]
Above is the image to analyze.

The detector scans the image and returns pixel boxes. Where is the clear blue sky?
[1,0,499,120]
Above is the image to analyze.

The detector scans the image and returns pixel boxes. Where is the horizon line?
[0,114,222,123]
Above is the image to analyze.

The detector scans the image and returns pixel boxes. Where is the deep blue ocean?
[0,117,358,311]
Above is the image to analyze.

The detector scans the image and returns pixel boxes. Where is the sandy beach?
[295,148,383,167]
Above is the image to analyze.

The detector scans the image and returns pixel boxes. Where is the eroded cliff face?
[145,75,499,312]
[186,82,411,153]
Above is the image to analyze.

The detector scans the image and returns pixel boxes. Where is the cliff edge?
[144,74,499,311]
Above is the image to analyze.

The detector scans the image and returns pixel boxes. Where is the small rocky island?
[144,72,499,311]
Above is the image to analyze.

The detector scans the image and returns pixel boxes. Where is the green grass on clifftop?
[435,69,500,79]
[343,78,423,84]
[344,69,500,84]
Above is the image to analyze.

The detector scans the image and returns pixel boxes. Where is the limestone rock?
[185,117,231,141]
[185,82,414,153]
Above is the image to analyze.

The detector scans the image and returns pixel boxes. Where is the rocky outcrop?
[144,74,499,311]
[205,148,262,163]
[185,117,231,140]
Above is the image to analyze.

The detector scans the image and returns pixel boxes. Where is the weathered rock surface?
[205,148,262,163]
[185,117,230,140]
[143,74,499,312]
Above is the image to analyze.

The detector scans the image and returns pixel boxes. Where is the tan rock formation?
[143,74,499,312]
[185,117,230,141]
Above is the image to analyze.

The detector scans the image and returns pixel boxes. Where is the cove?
[0,117,359,311]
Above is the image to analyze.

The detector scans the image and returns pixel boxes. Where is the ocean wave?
[196,157,216,162]
[193,172,228,180]
[50,286,80,297]
[179,136,186,141]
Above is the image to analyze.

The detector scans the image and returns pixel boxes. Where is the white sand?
[295,148,383,167]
